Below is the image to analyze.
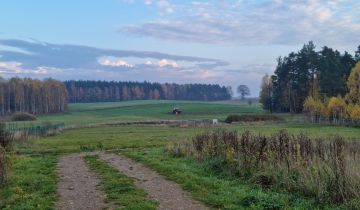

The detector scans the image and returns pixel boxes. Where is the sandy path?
[55,153,106,210]
[99,153,209,210]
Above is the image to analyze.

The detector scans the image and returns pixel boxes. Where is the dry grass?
[224,114,282,123]
[167,129,360,206]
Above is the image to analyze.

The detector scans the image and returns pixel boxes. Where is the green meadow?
[2,100,360,209]
[37,100,263,126]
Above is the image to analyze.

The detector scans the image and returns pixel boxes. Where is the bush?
[167,129,360,206]
[11,112,37,121]
[0,123,13,185]
[225,114,281,123]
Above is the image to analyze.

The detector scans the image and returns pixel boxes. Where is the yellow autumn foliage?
[350,105,360,121]
[303,62,360,122]
[346,62,360,104]
[327,97,346,119]
[303,96,324,119]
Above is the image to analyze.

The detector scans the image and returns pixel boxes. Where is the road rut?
[56,153,106,210]
[99,153,208,210]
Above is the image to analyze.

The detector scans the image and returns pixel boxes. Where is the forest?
[0,78,231,116]
[260,42,360,122]
[0,77,68,116]
[64,80,231,103]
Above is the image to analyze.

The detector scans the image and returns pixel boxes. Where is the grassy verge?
[84,155,158,210]
[0,154,58,210]
[124,148,320,210]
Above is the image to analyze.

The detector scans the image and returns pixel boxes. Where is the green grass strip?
[84,155,158,210]
[0,154,58,210]
[125,149,329,210]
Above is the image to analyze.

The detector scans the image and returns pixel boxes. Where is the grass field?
[36,100,264,126]
[0,155,58,210]
[2,100,360,209]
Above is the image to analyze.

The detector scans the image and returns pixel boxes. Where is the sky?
[0,0,360,96]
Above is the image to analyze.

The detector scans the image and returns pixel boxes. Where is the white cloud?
[335,15,360,31]
[145,59,178,68]
[34,66,62,74]
[145,60,153,65]
[156,0,174,13]
[121,0,360,46]
[158,59,177,67]
[289,0,335,23]
[0,39,228,72]
[0,61,52,74]
[144,0,152,5]
[0,61,23,73]
[143,0,174,14]
[193,69,219,79]
[98,56,134,68]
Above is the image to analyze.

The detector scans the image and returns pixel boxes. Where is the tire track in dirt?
[55,153,106,210]
[99,153,209,210]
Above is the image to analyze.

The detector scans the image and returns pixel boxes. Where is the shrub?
[0,123,13,150]
[11,112,37,121]
[224,114,281,123]
[0,123,13,185]
[167,129,360,206]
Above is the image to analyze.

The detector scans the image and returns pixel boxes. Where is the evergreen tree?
[269,42,356,113]
[355,46,360,62]
[318,47,345,96]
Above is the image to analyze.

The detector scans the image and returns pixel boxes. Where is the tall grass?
[167,129,360,206]
[0,123,13,185]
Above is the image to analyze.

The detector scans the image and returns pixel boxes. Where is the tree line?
[260,42,360,116]
[0,77,68,116]
[0,78,231,116]
[302,62,360,124]
[64,80,231,103]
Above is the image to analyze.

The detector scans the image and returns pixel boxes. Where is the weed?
[167,129,360,206]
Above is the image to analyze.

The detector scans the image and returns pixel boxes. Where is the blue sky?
[1,0,360,96]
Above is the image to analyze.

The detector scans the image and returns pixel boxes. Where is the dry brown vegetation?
[224,114,282,123]
[167,129,360,206]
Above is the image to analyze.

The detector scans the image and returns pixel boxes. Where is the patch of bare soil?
[99,153,209,210]
[55,153,106,210]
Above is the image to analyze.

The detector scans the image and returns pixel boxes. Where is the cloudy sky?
[1,0,360,96]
